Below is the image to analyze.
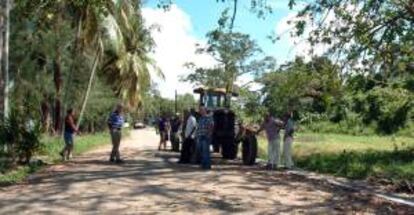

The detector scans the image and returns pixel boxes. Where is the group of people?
[257,111,295,170]
[177,106,213,169]
[157,114,182,152]
[163,105,295,171]
[60,104,125,164]
[156,106,213,169]
[59,103,295,171]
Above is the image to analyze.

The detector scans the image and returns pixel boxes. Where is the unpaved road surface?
[0,129,412,214]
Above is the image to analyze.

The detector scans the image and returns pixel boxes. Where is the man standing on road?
[170,113,182,152]
[108,104,125,163]
[282,111,295,169]
[196,106,214,170]
[60,108,78,161]
[158,115,168,151]
[257,113,284,170]
[179,109,197,164]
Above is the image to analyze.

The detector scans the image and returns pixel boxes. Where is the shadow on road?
[0,148,412,214]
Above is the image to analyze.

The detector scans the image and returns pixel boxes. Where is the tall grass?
[41,133,110,162]
[258,133,414,183]
[1,132,111,185]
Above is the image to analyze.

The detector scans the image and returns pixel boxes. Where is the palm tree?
[101,0,162,108]
[76,0,162,126]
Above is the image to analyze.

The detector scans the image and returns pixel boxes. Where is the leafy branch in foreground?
[289,0,414,76]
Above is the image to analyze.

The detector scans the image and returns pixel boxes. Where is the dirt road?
[0,129,411,214]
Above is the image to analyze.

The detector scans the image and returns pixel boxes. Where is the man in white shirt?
[178,108,197,163]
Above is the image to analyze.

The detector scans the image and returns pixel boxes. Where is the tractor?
[193,87,258,165]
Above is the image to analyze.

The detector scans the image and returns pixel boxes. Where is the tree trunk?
[0,9,4,118]
[3,0,10,119]
[0,0,11,119]
[53,56,63,133]
[91,121,95,133]
[40,95,50,132]
[76,40,102,129]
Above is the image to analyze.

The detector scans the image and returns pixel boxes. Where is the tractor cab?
[192,87,257,165]
[193,87,238,110]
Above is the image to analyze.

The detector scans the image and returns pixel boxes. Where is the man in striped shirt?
[108,104,125,163]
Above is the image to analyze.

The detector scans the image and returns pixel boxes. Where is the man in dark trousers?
[158,115,168,151]
[196,106,214,169]
[178,109,197,163]
[170,113,182,152]
[60,108,78,161]
[107,104,125,163]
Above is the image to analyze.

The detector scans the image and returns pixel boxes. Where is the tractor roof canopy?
[193,87,239,109]
[193,87,239,97]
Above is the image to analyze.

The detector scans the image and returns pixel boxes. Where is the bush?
[359,87,412,134]
[0,109,43,167]
[296,147,414,181]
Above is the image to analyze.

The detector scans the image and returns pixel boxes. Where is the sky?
[142,0,311,98]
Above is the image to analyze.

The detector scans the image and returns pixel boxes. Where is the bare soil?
[0,129,412,214]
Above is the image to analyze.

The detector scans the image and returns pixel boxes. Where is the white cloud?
[142,5,216,99]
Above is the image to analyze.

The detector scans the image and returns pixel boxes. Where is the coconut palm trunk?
[76,39,103,129]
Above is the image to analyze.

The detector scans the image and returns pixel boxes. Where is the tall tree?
[289,0,414,75]
[0,0,11,119]
[101,0,161,108]
[184,9,275,106]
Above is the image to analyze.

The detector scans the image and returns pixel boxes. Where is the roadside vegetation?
[0,133,111,186]
[0,0,412,196]
[258,133,414,192]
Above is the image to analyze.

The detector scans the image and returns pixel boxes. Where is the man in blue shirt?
[196,105,214,170]
[108,104,124,163]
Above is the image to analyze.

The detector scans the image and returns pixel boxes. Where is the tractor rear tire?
[242,134,257,165]
[221,139,238,159]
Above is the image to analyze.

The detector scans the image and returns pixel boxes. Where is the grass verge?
[258,133,414,191]
[0,132,113,186]
[0,162,43,186]
[41,132,110,162]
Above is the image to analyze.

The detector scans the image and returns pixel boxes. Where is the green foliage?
[0,132,110,185]
[183,9,275,102]
[259,132,414,188]
[296,148,414,180]
[360,87,412,134]
[137,88,197,119]
[79,77,118,132]
[101,0,161,107]
[261,56,342,117]
[41,132,109,162]
[233,88,266,124]
[0,162,43,186]
[260,56,413,135]
[303,115,376,136]
[291,0,414,75]
[0,109,43,166]
[8,0,161,134]
[180,66,227,88]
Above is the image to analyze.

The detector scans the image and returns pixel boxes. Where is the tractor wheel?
[221,138,238,159]
[242,134,257,165]
[212,139,220,153]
